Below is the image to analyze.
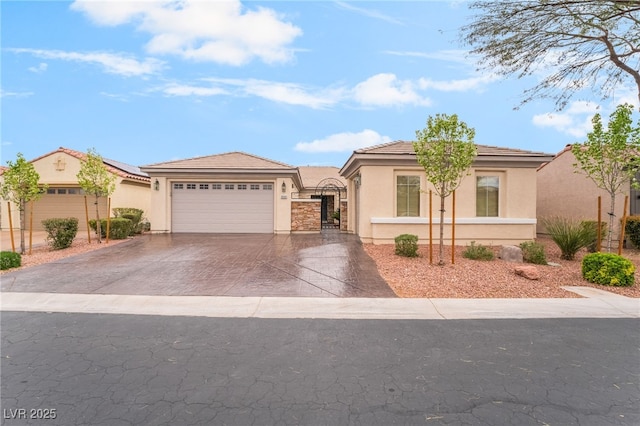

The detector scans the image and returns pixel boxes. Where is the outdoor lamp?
[154,179,159,191]
[281,181,286,193]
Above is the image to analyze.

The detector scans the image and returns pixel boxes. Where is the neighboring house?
[339,141,554,245]
[536,144,639,236]
[0,147,150,232]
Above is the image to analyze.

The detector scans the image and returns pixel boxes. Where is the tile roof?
[298,166,347,189]
[355,140,553,157]
[142,151,295,170]
[30,147,149,182]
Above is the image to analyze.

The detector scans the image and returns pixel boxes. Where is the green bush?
[42,217,79,250]
[89,218,133,240]
[582,252,635,287]
[113,208,144,234]
[624,216,640,248]
[0,251,21,270]
[519,241,547,265]
[542,216,595,260]
[463,241,494,261]
[582,221,608,253]
[395,234,419,258]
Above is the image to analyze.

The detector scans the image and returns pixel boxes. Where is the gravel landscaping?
[364,237,640,298]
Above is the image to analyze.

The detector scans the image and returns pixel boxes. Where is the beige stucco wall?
[536,149,628,238]
[348,164,538,245]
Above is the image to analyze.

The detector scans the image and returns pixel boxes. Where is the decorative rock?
[514,265,540,280]
[499,245,523,263]
[547,262,561,267]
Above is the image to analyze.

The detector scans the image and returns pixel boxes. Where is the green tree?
[414,114,477,265]
[77,148,116,243]
[460,1,640,110]
[0,153,47,254]
[572,103,640,252]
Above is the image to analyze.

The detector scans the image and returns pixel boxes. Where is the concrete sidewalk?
[2,286,638,319]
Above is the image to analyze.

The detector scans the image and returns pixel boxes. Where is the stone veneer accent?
[340,201,348,231]
[291,200,321,231]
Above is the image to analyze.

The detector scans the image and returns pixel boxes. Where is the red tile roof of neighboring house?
[30,147,149,182]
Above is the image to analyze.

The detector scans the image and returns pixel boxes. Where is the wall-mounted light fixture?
[354,174,361,186]
[154,179,160,191]
[281,181,287,194]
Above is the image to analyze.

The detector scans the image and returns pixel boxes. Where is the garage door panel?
[171,183,274,233]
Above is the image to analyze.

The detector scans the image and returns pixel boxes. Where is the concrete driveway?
[1,233,396,298]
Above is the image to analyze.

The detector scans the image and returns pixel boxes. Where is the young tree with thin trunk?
[414,114,477,265]
[460,1,640,110]
[77,148,116,243]
[0,153,47,254]
[572,103,640,252]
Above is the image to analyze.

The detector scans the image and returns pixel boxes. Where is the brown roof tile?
[356,140,552,157]
[143,151,295,170]
[298,166,347,189]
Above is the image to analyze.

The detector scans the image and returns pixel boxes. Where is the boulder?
[499,245,523,263]
[514,265,540,280]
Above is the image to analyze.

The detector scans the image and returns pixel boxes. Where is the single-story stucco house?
[1,147,150,232]
[537,144,640,236]
[339,141,554,245]
[140,152,347,234]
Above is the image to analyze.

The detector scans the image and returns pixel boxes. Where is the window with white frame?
[212,183,222,190]
[396,175,420,217]
[476,176,499,217]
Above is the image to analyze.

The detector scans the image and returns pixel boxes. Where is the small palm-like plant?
[542,216,596,260]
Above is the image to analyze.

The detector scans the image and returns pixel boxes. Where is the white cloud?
[383,49,474,66]
[532,101,600,138]
[0,89,34,98]
[295,129,391,153]
[353,73,431,107]
[71,0,302,66]
[418,74,500,92]
[334,2,404,25]
[28,62,48,73]
[8,48,164,77]
[162,84,227,97]
[204,77,342,109]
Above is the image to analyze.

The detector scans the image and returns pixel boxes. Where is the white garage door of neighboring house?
[171,182,274,233]
[26,187,108,231]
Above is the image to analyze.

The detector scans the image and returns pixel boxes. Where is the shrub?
[395,234,418,258]
[541,216,595,260]
[463,241,494,261]
[582,252,635,287]
[42,217,79,250]
[519,241,547,265]
[624,216,640,249]
[582,221,608,253]
[89,218,133,240]
[0,251,21,270]
[113,207,144,234]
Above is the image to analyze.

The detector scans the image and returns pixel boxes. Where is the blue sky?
[2,1,639,169]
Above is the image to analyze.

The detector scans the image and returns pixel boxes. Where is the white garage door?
[171,182,274,233]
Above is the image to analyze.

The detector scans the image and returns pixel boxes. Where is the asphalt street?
[2,312,638,426]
